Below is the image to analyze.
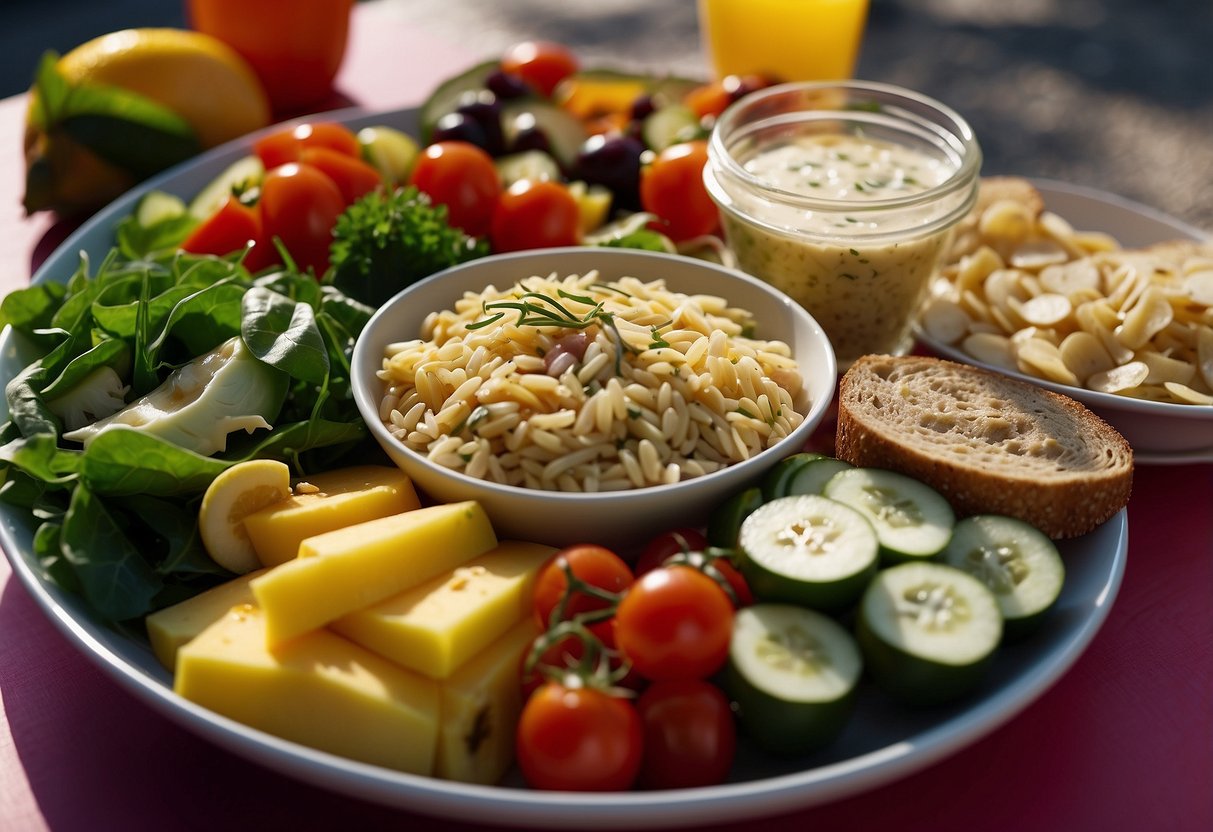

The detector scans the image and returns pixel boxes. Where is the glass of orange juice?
[697,0,870,81]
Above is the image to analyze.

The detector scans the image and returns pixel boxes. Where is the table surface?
[2,3,1211,831]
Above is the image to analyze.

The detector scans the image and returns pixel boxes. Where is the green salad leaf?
[0,250,382,623]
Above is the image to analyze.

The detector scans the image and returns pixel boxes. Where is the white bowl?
[351,247,837,552]
[916,180,1213,466]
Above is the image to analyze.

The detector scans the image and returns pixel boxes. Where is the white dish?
[5,107,1128,826]
[351,247,836,552]
[915,179,1212,464]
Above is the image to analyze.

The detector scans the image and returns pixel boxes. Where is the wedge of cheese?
[244,465,421,567]
[332,540,555,679]
[250,501,496,645]
[145,569,266,671]
[175,604,440,775]
[436,617,539,784]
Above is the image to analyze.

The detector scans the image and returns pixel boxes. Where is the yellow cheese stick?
[436,617,540,784]
[332,540,555,679]
[251,501,497,645]
[145,568,266,671]
[244,465,421,567]
[176,604,440,775]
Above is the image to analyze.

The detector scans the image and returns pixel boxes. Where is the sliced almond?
[1088,361,1149,394]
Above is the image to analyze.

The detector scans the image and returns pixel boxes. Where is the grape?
[485,68,534,100]
[454,90,506,156]
[430,111,490,150]
[629,94,657,122]
[507,117,555,157]
[572,134,646,209]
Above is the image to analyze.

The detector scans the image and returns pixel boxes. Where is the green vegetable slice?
[823,467,955,562]
[738,494,878,612]
[940,515,1065,640]
[786,456,854,497]
[760,451,823,501]
[188,155,263,220]
[857,561,1003,704]
[726,603,862,756]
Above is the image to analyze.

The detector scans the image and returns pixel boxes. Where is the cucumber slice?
[823,467,955,562]
[760,451,823,501]
[136,190,187,228]
[738,494,879,612]
[357,125,420,184]
[941,515,1065,640]
[501,100,587,170]
[641,104,705,151]
[706,485,764,548]
[494,150,562,187]
[726,603,862,756]
[188,155,264,220]
[418,59,500,142]
[857,561,1003,705]
[786,457,854,497]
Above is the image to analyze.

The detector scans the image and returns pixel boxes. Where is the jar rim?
[707,79,983,214]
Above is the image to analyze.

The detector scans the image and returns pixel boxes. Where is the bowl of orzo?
[351,247,837,551]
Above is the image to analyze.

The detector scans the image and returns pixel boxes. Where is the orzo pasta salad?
[375,271,807,491]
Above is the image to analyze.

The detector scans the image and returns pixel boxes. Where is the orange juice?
[698,0,870,81]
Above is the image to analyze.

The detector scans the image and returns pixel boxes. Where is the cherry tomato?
[299,146,381,205]
[683,74,773,119]
[684,81,733,120]
[489,180,581,253]
[500,40,579,98]
[519,632,585,699]
[636,679,736,789]
[408,141,501,237]
[614,565,734,681]
[532,544,634,646]
[640,140,720,242]
[635,527,710,575]
[253,122,362,169]
[258,162,346,275]
[187,0,352,113]
[710,557,754,608]
[181,194,276,271]
[635,528,752,607]
[517,681,642,791]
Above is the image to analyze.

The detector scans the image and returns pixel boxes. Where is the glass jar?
[704,81,981,368]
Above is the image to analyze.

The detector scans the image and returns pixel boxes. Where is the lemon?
[199,459,291,574]
[23,28,271,215]
[54,28,270,149]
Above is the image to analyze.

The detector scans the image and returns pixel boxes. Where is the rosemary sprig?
[465,287,645,376]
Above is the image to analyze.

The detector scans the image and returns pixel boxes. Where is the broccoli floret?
[327,186,489,307]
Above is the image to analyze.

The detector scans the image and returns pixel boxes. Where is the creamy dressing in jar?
[705,83,981,367]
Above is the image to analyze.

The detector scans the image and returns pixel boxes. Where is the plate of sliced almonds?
[915,178,1213,464]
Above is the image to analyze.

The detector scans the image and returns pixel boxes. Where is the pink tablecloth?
[2,5,1212,831]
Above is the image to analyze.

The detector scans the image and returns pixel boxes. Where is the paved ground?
[4,0,1211,229]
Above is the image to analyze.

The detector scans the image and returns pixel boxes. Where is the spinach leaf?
[0,280,67,335]
[79,428,229,497]
[114,493,227,579]
[61,484,163,621]
[241,286,329,384]
[39,339,129,400]
[0,433,79,484]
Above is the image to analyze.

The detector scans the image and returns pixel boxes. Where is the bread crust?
[835,354,1133,538]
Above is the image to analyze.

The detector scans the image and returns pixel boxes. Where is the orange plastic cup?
[187,0,354,115]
